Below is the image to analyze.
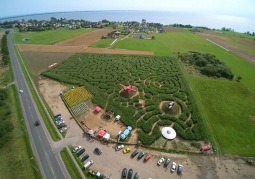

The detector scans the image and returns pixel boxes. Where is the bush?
[190,141,202,149]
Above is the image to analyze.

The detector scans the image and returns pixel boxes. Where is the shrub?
[190,141,202,149]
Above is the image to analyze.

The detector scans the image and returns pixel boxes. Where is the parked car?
[144,154,151,162]
[131,149,139,158]
[34,120,40,126]
[94,147,102,155]
[116,144,124,151]
[77,148,85,157]
[157,157,165,165]
[171,162,177,172]
[122,168,127,179]
[134,172,139,179]
[58,123,66,128]
[177,164,183,174]
[127,169,133,179]
[60,127,67,133]
[164,158,171,168]
[137,152,145,160]
[73,146,81,153]
[54,113,61,118]
[123,148,131,154]
[84,160,93,169]
[81,154,89,162]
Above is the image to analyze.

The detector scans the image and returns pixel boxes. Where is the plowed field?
[18,44,154,55]
[55,29,112,46]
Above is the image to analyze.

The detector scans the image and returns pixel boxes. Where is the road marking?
[28,106,30,110]
[38,136,41,141]
[51,167,55,175]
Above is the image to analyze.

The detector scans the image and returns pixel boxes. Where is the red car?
[144,154,151,162]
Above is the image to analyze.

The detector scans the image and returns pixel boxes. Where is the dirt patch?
[163,27,181,32]
[55,29,112,46]
[18,44,154,56]
[197,32,255,65]
[22,51,73,75]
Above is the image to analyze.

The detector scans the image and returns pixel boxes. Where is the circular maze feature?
[43,53,207,145]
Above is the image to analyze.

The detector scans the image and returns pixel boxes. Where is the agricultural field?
[111,38,171,56]
[12,28,95,45]
[89,38,115,48]
[189,77,255,156]
[42,53,213,146]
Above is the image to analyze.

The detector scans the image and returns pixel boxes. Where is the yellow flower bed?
[62,86,93,107]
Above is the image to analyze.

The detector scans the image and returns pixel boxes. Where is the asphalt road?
[7,31,70,179]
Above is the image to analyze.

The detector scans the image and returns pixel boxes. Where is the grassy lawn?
[0,65,42,178]
[190,77,255,156]
[60,148,83,179]
[112,38,170,56]
[89,38,115,48]
[12,28,95,45]
[219,31,255,41]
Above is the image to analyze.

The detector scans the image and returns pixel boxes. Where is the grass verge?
[0,84,42,179]
[68,146,99,179]
[13,41,61,141]
[60,148,83,179]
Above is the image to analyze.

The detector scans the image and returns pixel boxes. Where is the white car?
[19,89,23,93]
[171,162,177,172]
[115,144,124,151]
[157,157,165,165]
[60,127,67,133]
[73,145,81,153]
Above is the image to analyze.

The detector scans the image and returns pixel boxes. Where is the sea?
[0,10,254,33]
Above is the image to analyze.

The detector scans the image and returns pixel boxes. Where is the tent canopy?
[88,129,94,135]
[161,127,176,139]
[95,106,101,112]
[98,129,106,137]
[103,133,110,140]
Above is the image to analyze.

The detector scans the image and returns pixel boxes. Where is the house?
[134,33,145,39]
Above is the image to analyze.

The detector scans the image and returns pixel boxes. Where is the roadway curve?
[7,31,70,179]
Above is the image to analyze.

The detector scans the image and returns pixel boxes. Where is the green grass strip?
[60,148,83,179]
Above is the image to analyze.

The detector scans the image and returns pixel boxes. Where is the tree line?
[1,31,10,65]
[178,52,234,79]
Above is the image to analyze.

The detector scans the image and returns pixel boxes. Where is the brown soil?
[17,44,154,55]
[55,29,112,46]
[163,27,181,32]
[22,51,73,75]
[197,31,255,65]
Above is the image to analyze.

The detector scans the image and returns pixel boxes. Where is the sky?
[0,0,255,19]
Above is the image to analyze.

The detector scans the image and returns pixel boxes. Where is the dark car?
[131,149,139,158]
[134,172,139,179]
[35,120,40,126]
[122,168,127,179]
[164,158,171,168]
[137,152,145,160]
[127,169,133,179]
[81,154,89,162]
[77,148,85,157]
[58,123,66,128]
[177,164,183,175]
[94,147,102,155]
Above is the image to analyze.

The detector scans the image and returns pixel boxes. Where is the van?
[84,160,93,169]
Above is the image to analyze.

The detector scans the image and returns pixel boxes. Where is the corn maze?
[62,86,92,116]
[42,53,211,145]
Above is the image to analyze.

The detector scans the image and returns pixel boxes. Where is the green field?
[12,28,95,45]
[190,77,255,156]
[89,38,115,48]
[112,38,170,56]
[219,31,255,41]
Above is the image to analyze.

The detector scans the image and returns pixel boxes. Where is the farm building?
[134,33,145,39]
